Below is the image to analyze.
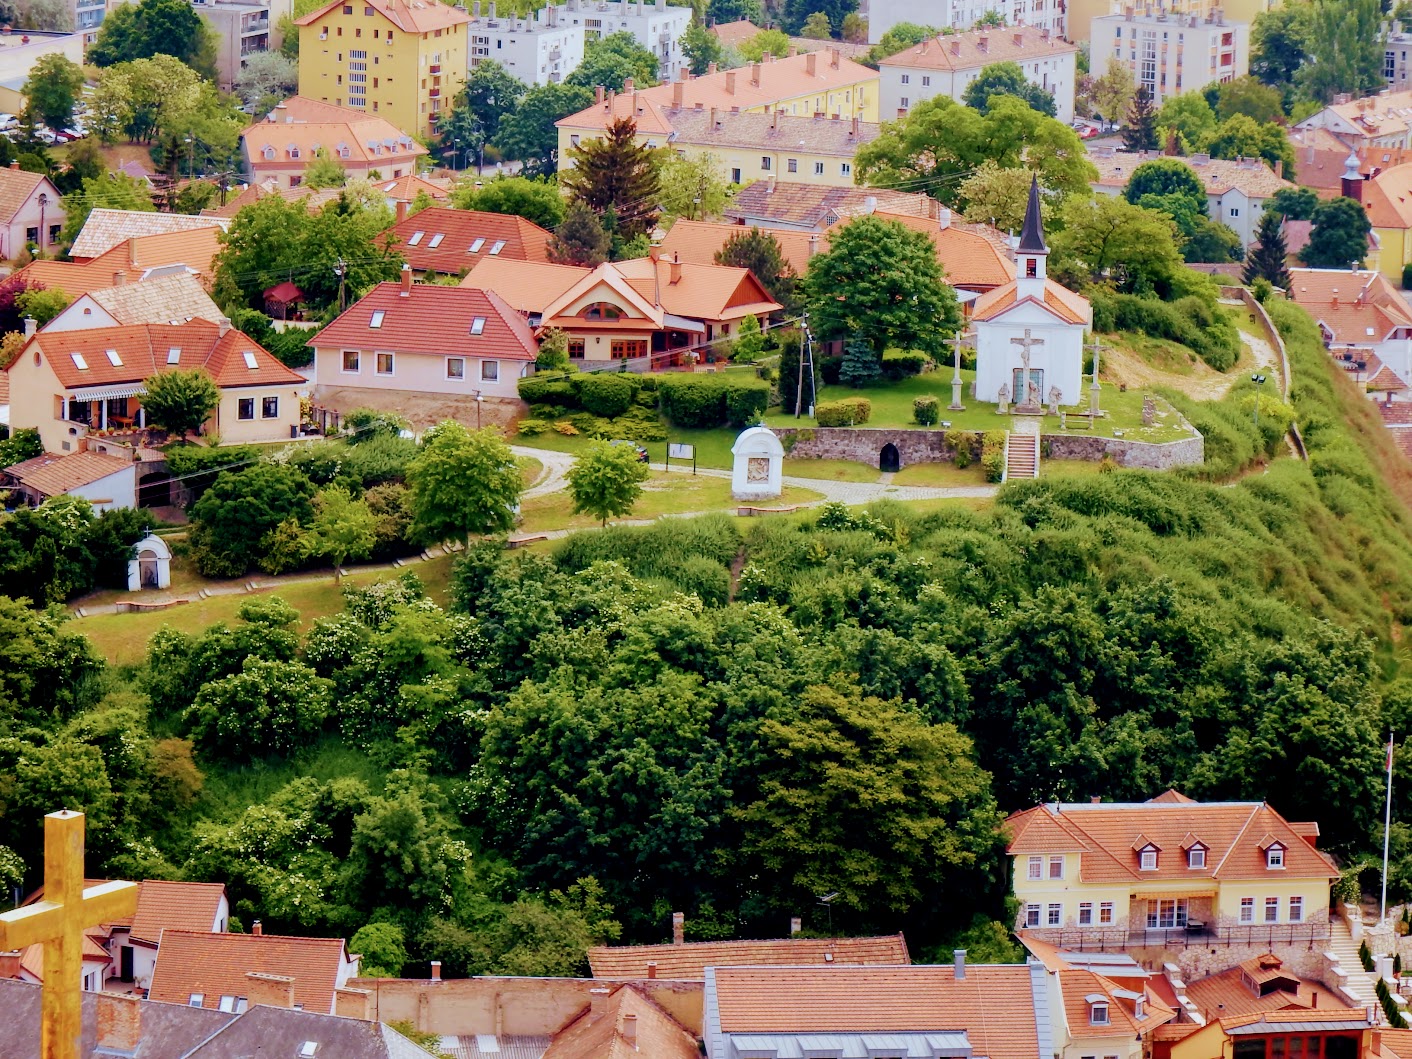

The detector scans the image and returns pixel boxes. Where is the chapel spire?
[1017,175,1047,255]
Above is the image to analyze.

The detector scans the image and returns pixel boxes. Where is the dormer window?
[1140,849,1157,870]
[262,146,276,160]
[1267,844,1285,869]
[1087,997,1110,1026]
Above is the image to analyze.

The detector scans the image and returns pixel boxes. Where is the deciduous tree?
[1089,58,1135,130]
[1214,75,1284,124]
[1299,195,1372,268]
[566,31,661,90]
[1267,186,1319,221]
[233,50,297,111]
[451,175,565,229]
[1206,114,1295,174]
[799,11,831,38]
[958,161,1053,231]
[1251,3,1309,88]
[1050,194,1184,295]
[657,151,729,221]
[737,28,790,62]
[303,485,377,580]
[1298,0,1384,103]
[567,440,651,526]
[188,464,317,577]
[405,421,522,546]
[1156,91,1218,153]
[683,20,724,75]
[864,20,933,64]
[303,150,347,189]
[184,657,332,758]
[140,368,219,439]
[492,82,593,176]
[23,54,84,131]
[962,61,1056,117]
[88,0,216,76]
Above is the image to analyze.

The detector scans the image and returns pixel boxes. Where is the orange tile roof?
[862,211,1014,289]
[543,984,698,1059]
[662,106,880,158]
[4,450,131,493]
[660,219,819,275]
[242,98,426,169]
[379,207,553,273]
[200,181,348,220]
[1181,954,1351,1022]
[16,932,113,980]
[1288,127,1393,194]
[709,18,759,46]
[1089,152,1291,198]
[725,180,940,230]
[880,26,1077,71]
[1287,268,1412,349]
[462,257,590,313]
[1217,1008,1373,1031]
[1059,968,1176,1039]
[971,281,1091,325]
[1377,1029,1412,1059]
[313,279,538,359]
[556,89,678,137]
[711,963,1041,1059]
[615,256,781,322]
[378,173,451,202]
[147,929,352,1015]
[295,0,469,32]
[588,934,909,980]
[1005,796,1339,884]
[13,227,224,298]
[26,320,304,391]
[70,209,231,262]
[1360,162,1412,230]
[1299,90,1412,145]
[0,165,58,225]
[129,881,227,946]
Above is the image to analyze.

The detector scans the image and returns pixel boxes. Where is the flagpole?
[1383,729,1395,924]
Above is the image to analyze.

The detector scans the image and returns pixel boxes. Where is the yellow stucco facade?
[1368,223,1411,281]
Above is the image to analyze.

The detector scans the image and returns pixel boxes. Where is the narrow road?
[512,445,575,499]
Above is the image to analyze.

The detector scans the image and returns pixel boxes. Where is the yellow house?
[1006,791,1338,952]
[1162,1007,1380,1059]
[294,0,469,139]
[1349,164,1412,281]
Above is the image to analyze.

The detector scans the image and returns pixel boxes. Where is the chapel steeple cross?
[0,811,138,1059]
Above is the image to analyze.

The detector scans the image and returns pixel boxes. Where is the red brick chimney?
[252,920,262,936]
[725,70,736,94]
[401,263,413,295]
[430,960,442,982]
[806,52,817,76]
[671,912,685,945]
[96,994,142,1054]
[672,80,683,107]
[396,199,408,224]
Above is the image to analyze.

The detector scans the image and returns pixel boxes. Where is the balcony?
[241,17,269,34]
[430,63,440,72]
[1019,921,1332,953]
[429,87,441,98]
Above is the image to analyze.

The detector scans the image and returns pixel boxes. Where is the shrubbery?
[658,375,769,428]
[883,351,931,380]
[815,398,872,426]
[1090,290,1240,371]
[980,430,1006,482]
[913,395,939,426]
[574,372,640,418]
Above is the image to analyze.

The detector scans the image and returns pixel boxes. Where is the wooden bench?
[1063,412,1096,430]
[737,505,801,517]
[508,534,550,548]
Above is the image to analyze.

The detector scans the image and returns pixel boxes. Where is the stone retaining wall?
[1044,432,1205,469]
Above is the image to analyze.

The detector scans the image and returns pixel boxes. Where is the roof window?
[370,310,386,328]
[72,352,89,370]
[105,349,122,366]
[188,994,204,1007]
[242,351,258,370]
[489,239,506,255]
[470,316,486,335]
[428,233,445,248]
[408,231,424,245]
[469,237,485,253]
[299,1044,319,1058]
[167,347,181,364]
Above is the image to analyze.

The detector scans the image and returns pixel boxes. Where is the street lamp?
[184,135,194,180]
[36,192,46,253]
[475,390,483,429]
[1251,373,1267,431]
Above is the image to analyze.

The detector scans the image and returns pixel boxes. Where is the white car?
[0,114,18,130]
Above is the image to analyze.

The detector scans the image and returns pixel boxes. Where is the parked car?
[609,439,649,463]
[0,113,17,130]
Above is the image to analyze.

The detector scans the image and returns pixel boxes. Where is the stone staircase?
[1003,430,1040,481]
[1327,914,1380,1007]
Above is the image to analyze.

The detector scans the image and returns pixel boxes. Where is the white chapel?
[972,176,1092,412]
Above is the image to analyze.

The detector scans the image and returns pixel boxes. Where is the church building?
[972,177,1092,411]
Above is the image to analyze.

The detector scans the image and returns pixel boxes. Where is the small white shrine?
[731,426,784,501]
[972,176,1092,413]
[127,533,172,591]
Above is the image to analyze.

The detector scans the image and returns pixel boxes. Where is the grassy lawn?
[518,455,543,484]
[891,462,988,487]
[517,472,823,533]
[784,458,881,483]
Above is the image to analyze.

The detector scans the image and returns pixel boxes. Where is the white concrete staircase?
[1327,914,1380,1007]
[1003,430,1040,481]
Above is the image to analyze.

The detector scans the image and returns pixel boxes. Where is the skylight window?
[105,349,122,366]
[72,352,88,370]
[428,233,445,248]
[489,240,506,256]
[469,237,485,253]
[407,231,424,245]
[167,347,181,364]
[470,316,486,335]
[242,351,258,370]
[370,310,386,328]
[299,1043,319,1058]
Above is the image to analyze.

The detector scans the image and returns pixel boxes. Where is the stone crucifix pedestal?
[949,329,970,411]
[1011,328,1045,413]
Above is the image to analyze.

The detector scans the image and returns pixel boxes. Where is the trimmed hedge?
[815,398,872,426]
[518,376,575,405]
[658,374,770,428]
[573,372,639,418]
[913,395,939,426]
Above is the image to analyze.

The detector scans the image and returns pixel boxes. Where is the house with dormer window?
[239,97,427,188]
[1007,791,1338,953]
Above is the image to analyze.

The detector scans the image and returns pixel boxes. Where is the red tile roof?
[1058,968,1176,1039]
[660,219,820,275]
[25,320,304,391]
[13,227,224,298]
[1005,795,1339,884]
[0,165,59,225]
[295,0,469,33]
[129,881,227,946]
[147,930,353,1014]
[542,984,698,1059]
[241,98,427,171]
[1181,954,1351,1022]
[971,281,1091,325]
[709,18,759,45]
[1287,268,1412,349]
[880,26,1077,71]
[4,451,131,494]
[588,934,909,980]
[312,279,537,359]
[379,208,553,273]
[726,180,941,230]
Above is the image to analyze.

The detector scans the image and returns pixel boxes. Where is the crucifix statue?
[1010,328,1045,409]
[0,811,138,1059]
[949,329,970,411]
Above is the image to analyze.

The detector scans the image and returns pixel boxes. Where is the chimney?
[245,972,296,1009]
[950,38,960,55]
[829,46,839,68]
[623,77,634,91]
[851,114,860,137]
[1332,290,1339,308]
[1013,31,1023,44]
[771,108,778,129]
[672,80,683,108]
[790,917,802,935]
[978,35,988,51]
[751,62,760,86]
[954,950,966,980]
[707,61,717,74]
[1375,1029,1384,1054]
[1090,795,1101,803]
[23,315,35,337]
[7,160,15,170]
[0,953,20,978]
[430,961,442,982]
[864,194,877,213]
[672,912,685,945]
[127,239,138,268]
[710,106,718,126]
[669,258,681,284]
[97,994,142,1054]
[939,207,951,229]
[396,199,408,224]
[607,88,616,110]
[252,920,262,936]
[806,52,817,75]
[646,961,657,979]
[808,233,819,257]
[400,263,413,295]
[589,987,612,1020]
[595,84,605,103]
[335,988,372,1021]
[762,50,771,61]
[621,1013,638,1049]
[725,71,736,94]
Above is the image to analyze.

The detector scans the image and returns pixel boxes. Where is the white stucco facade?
[469,3,585,84]
[559,0,690,81]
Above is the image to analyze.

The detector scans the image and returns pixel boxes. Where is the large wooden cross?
[0,811,138,1059]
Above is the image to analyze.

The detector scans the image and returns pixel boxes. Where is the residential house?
[1295,90,1412,152]
[541,983,699,1059]
[1006,790,1339,950]
[1385,22,1412,92]
[0,161,63,261]
[588,932,910,980]
[703,958,1053,1059]
[195,0,295,92]
[869,0,1066,42]
[1,450,137,510]
[310,268,537,400]
[554,48,879,165]
[1343,161,1412,281]
[6,319,305,452]
[1285,268,1412,387]
[466,252,780,367]
[378,206,553,274]
[879,27,1078,124]
[12,228,226,298]
[105,880,230,991]
[1088,150,1292,248]
[376,172,451,204]
[1088,10,1248,107]
[147,928,361,1014]
[1155,1008,1389,1059]
[467,1,585,85]
[69,209,232,261]
[709,18,758,49]
[723,179,941,231]
[200,179,352,219]
[1287,127,1407,199]
[1048,966,1177,1059]
[42,272,226,333]
[659,217,821,275]
[0,920,117,992]
[240,96,428,187]
[558,0,691,80]
[1177,953,1355,1023]
[294,0,470,138]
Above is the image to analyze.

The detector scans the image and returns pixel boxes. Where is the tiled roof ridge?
[598,932,906,954]
[1209,803,1265,878]
[159,926,348,945]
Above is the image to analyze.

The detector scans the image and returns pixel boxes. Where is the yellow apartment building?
[1006,791,1338,951]
[295,0,469,139]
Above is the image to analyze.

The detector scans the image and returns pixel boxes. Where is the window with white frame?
[1240,897,1254,922]
[1266,844,1285,868]
[1089,1002,1109,1026]
[1146,898,1187,929]
[1025,903,1040,927]
[1047,903,1061,926]
[1265,897,1279,922]
[1078,902,1093,925]
[1027,855,1043,880]
[481,360,499,381]
[1139,846,1158,871]
[447,357,465,379]
[1048,855,1064,879]
[1099,901,1114,924]
[1289,896,1303,923]
[1188,846,1206,868]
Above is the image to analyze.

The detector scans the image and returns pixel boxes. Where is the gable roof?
[661,106,880,159]
[555,88,678,137]
[541,984,698,1059]
[709,18,759,45]
[1359,162,1412,230]
[0,164,58,225]
[379,207,553,273]
[710,963,1045,1059]
[1088,151,1292,199]
[1004,796,1339,883]
[589,934,909,980]
[26,320,304,391]
[81,272,225,327]
[971,281,1091,325]
[725,180,940,230]
[1296,89,1412,146]
[313,279,538,359]
[13,228,225,298]
[295,0,469,32]
[242,98,426,169]
[182,1004,442,1059]
[1058,968,1176,1039]
[614,255,781,321]
[70,209,231,261]
[1286,268,1412,347]
[660,219,821,275]
[1180,954,1351,1021]
[880,25,1077,71]
[201,180,350,219]
[379,173,452,203]
[129,881,228,946]
[147,929,353,1015]
[4,450,132,494]
[462,257,593,313]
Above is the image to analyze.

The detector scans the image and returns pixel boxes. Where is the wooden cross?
[0,811,138,1059]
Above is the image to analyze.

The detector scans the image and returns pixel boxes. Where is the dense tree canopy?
[1299,196,1373,268]
[963,62,1057,117]
[88,0,216,75]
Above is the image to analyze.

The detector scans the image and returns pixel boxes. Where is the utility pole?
[795,312,815,418]
[334,258,347,313]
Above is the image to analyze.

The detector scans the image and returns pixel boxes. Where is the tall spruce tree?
[548,202,611,266]
[559,118,661,241]
[1242,210,1292,289]
[1123,86,1159,152]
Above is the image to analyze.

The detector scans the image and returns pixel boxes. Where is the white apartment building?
[1088,8,1247,106]
[1385,22,1412,91]
[468,1,584,84]
[868,0,1066,45]
[878,25,1078,122]
[194,0,294,92]
[560,0,690,81]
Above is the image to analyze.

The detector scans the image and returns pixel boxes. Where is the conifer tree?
[1242,210,1292,289]
[1123,86,1159,152]
[838,336,882,387]
[548,202,610,266]
[559,118,661,241]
